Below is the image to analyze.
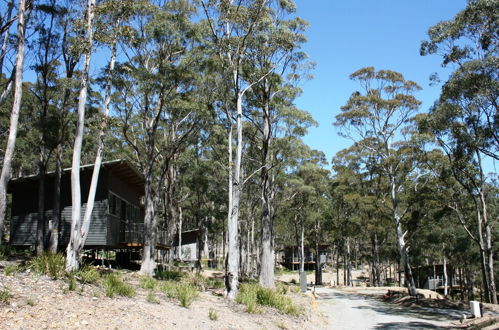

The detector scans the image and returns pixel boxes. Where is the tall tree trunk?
[140,174,156,275]
[66,0,95,272]
[48,144,62,253]
[78,34,117,252]
[0,0,26,243]
[390,175,417,296]
[259,96,274,289]
[177,205,182,261]
[443,254,448,296]
[36,161,45,254]
[315,217,322,285]
[226,92,243,300]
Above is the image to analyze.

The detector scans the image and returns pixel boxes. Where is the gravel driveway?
[315,288,463,329]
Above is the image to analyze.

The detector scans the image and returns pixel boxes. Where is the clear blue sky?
[293,1,467,166]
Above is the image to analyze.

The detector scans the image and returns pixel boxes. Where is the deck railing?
[119,223,169,245]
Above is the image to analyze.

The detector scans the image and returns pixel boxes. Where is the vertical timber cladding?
[106,164,143,247]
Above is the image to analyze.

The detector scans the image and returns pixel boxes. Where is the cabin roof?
[9,159,144,195]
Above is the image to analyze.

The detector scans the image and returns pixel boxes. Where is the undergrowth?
[103,274,136,298]
[0,287,12,305]
[159,281,199,308]
[30,253,65,279]
[236,283,300,316]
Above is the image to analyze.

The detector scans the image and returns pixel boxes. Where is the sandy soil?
[0,258,326,330]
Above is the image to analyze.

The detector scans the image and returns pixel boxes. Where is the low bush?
[236,284,259,313]
[209,308,218,321]
[177,283,199,308]
[159,281,178,298]
[146,292,160,304]
[0,245,15,260]
[206,277,224,289]
[76,265,101,284]
[140,276,158,291]
[159,281,199,307]
[65,273,77,291]
[103,274,136,298]
[4,264,22,276]
[276,282,288,295]
[236,283,300,316]
[30,253,65,279]
[155,270,184,281]
[187,273,207,291]
[0,287,12,305]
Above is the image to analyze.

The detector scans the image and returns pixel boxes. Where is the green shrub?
[159,281,178,298]
[66,273,77,291]
[103,274,136,298]
[276,282,288,295]
[0,287,12,305]
[146,292,160,304]
[236,283,300,316]
[177,283,199,308]
[209,308,218,321]
[4,264,21,276]
[159,281,199,307]
[206,278,224,289]
[76,265,101,284]
[187,273,207,291]
[236,283,259,313]
[30,253,65,279]
[0,245,15,260]
[140,276,158,291]
[155,270,184,281]
[26,298,35,306]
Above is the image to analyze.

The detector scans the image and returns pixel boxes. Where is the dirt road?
[315,288,463,329]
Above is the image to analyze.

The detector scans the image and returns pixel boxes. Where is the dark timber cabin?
[8,159,169,261]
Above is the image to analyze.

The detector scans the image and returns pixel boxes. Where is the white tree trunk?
[66,0,95,272]
[79,36,117,251]
[443,255,448,296]
[0,0,26,243]
[177,205,183,261]
[259,100,274,289]
[226,92,243,300]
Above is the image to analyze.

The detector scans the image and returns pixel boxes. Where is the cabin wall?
[10,170,109,247]
[106,171,143,245]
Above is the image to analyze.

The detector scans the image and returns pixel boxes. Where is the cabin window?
[108,192,140,223]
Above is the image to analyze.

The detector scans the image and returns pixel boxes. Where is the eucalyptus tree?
[27,0,65,253]
[48,2,81,253]
[200,0,279,298]
[334,67,422,296]
[244,0,310,289]
[0,0,19,106]
[114,0,206,275]
[0,0,27,244]
[332,144,393,286]
[66,0,96,271]
[420,0,498,303]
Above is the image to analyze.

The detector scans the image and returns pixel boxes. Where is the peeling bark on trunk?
[0,0,26,243]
